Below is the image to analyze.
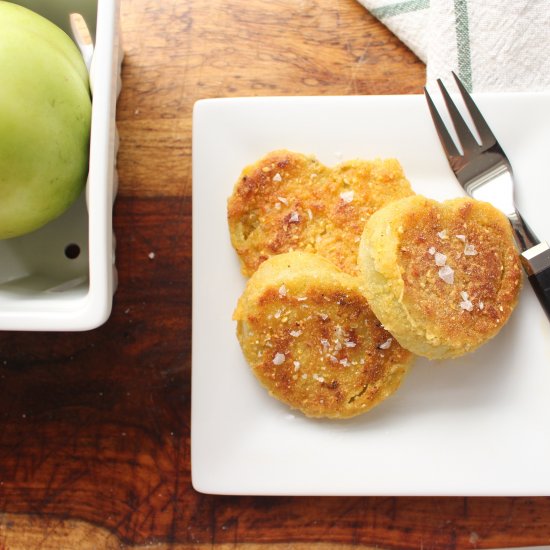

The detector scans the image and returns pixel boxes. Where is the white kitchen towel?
[357,0,550,92]
[359,0,429,63]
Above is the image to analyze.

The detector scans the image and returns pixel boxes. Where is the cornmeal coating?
[228,150,413,277]
[358,195,522,359]
[233,252,414,419]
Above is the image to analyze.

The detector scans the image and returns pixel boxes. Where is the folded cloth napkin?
[357,0,550,93]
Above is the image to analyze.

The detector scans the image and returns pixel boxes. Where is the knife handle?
[521,242,550,321]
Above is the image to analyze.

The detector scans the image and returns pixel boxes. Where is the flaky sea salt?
[437,229,448,240]
[428,246,436,255]
[320,338,329,348]
[464,243,478,256]
[459,289,473,310]
[273,173,282,182]
[479,301,485,310]
[455,234,466,241]
[289,211,300,223]
[290,330,302,337]
[345,340,356,348]
[278,284,287,297]
[379,338,393,350]
[340,190,354,203]
[293,361,301,370]
[277,196,288,205]
[434,252,447,266]
[273,353,285,365]
[438,265,455,284]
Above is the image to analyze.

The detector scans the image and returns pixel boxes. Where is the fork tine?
[452,72,497,148]
[437,78,480,153]
[424,87,461,158]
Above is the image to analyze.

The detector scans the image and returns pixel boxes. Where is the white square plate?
[192,94,550,496]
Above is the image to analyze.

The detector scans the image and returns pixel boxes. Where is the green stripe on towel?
[371,0,429,19]
[453,0,473,91]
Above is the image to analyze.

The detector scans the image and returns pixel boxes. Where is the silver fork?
[424,72,550,321]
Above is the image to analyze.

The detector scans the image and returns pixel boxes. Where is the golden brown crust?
[233,252,414,419]
[358,195,522,359]
[227,150,413,277]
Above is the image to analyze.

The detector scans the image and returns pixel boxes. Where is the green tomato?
[0,1,91,239]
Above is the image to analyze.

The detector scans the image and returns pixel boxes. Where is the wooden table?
[0,0,549,548]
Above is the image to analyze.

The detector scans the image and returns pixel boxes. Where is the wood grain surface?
[0,0,549,548]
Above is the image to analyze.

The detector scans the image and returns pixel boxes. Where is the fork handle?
[510,209,540,250]
[521,242,550,321]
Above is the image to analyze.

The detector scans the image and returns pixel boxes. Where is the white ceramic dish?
[0,0,121,331]
[192,93,550,496]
